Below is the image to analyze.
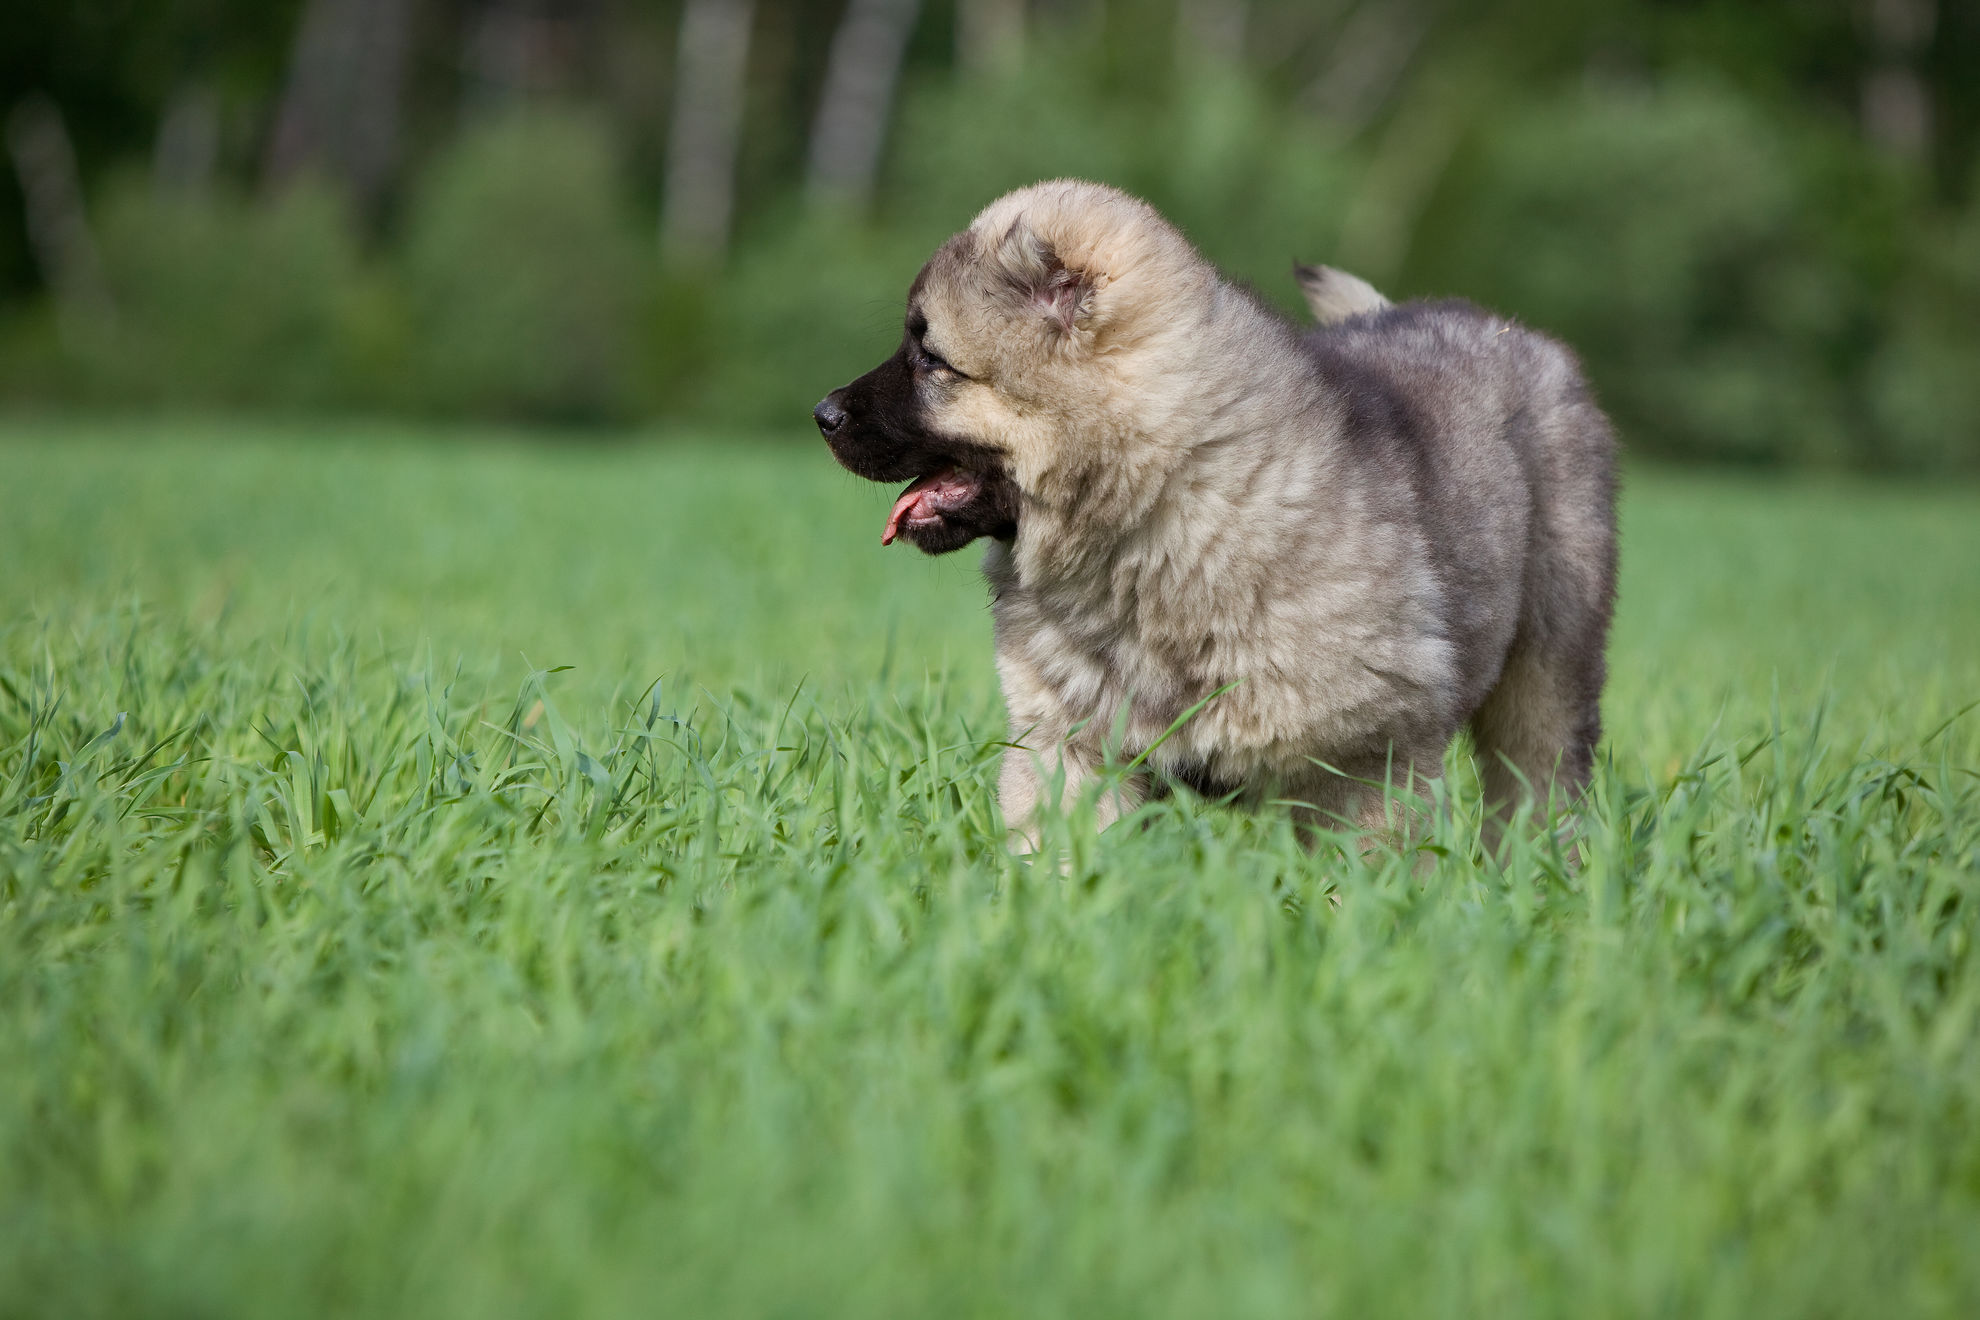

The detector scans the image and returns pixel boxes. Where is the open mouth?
[882,467,989,546]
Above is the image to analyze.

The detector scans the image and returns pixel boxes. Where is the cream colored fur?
[905,180,1615,850]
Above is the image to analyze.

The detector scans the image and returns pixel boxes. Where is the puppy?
[814,180,1616,848]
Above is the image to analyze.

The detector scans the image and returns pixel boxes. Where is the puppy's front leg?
[997,736,1145,855]
[997,744,1049,855]
[994,647,1145,853]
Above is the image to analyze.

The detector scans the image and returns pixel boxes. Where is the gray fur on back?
[1300,299,1617,725]
[981,286,1616,837]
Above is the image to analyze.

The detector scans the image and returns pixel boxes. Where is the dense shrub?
[695,211,928,428]
[398,110,651,424]
[704,65,1364,428]
[888,63,1146,235]
[78,179,373,409]
[0,70,1974,470]
[1133,74,1357,303]
[1409,78,1973,470]
[1866,195,1980,473]
[890,65,1355,309]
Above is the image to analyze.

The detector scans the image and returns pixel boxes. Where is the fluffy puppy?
[814,180,1617,847]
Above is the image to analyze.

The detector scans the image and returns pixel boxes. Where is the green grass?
[3,417,1979,1317]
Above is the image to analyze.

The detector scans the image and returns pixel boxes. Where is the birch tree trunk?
[660,0,756,265]
[153,86,220,195]
[957,0,1024,76]
[806,0,922,209]
[1860,0,1934,158]
[1175,0,1247,70]
[264,0,411,212]
[463,1,588,103]
[6,96,113,345]
[1301,1,1429,134]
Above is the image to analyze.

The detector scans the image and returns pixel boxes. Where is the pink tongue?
[882,468,968,545]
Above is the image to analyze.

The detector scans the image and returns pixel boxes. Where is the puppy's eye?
[915,346,964,379]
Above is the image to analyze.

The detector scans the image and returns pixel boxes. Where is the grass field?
[4,418,1979,1317]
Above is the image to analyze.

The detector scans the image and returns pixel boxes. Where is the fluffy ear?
[989,219,1093,335]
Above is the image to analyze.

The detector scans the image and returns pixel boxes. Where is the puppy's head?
[814,179,1205,553]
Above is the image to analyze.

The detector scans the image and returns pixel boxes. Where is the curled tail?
[1293,262,1392,325]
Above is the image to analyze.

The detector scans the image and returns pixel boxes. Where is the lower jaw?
[896,511,998,556]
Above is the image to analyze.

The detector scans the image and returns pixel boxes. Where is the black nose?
[813,396,847,437]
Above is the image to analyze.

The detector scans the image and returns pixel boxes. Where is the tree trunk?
[660,0,756,265]
[1301,1,1428,133]
[154,85,221,195]
[957,0,1024,76]
[264,0,411,212]
[1175,0,1247,70]
[806,0,922,209]
[462,0,589,103]
[6,95,113,345]
[1861,0,1934,158]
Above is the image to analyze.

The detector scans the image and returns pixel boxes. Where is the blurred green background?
[2,0,1977,470]
[6,12,1980,1310]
